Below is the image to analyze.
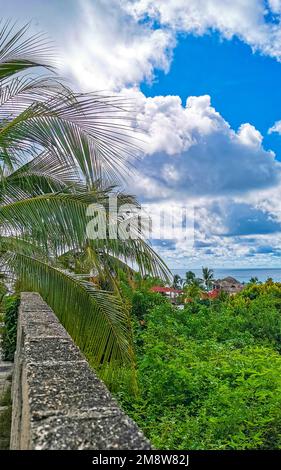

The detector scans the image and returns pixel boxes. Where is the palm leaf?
[0,20,54,80]
[5,251,133,369]
[0,93,140,184]
[2,150,83,199]
[0,189,171,280]
[0,21,171,390]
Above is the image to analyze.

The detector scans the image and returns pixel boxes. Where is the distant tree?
[183,279,203,301]
[133,273,165,290]
[183,271,196,287]
[193,277,204,288]
[202,267,214,290]
[249,276,259,285]
[172,274,182,289]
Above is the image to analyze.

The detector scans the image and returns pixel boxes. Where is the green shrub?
[0,387,11,450]
[118,284,281,449]
[1,295,20,361]
[0,405,12,450]
[132,290,167,321]
[132,337,281,449]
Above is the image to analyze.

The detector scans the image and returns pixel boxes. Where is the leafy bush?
[132,290,167,321]
[1,295,20,361]
[0,404,12,450]
[0,385,12,450]
[118,284,281,449]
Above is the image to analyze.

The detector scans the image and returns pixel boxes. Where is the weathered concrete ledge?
[10,292,150,450]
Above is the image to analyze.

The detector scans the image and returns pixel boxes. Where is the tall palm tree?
[0,22,170,384]
[172,274,182,289]
[183,279,203,301]
[183,270,196,287]
[201,266,214,290]
[249,276,259,285]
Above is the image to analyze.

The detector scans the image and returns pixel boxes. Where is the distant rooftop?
[150,286,183,294]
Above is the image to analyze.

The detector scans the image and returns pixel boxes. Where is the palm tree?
[191,277,204,289]
[172,274,182,289]
[0,22,170,384]
[183,270,196,287]
[249,276,259,284]
[201,267,214,290]
[183,279,203,301]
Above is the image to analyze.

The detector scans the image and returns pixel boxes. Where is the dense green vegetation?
[1,295,20,361]
[0,386,12,450]
[118,280,281,449]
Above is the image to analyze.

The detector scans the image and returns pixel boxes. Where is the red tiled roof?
[150,286,183,294]
[207,289,220,298]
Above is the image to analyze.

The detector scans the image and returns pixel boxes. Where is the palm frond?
[0,20,54,80]
[2,149,83,199]
[0,76,72,120]
[0,189,171,280]
[0,92,140,184]
[5,251,133,371]
[0,21,171,391]
[0,235,49,259]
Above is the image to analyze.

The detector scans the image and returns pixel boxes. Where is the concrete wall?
[10,292,150,450]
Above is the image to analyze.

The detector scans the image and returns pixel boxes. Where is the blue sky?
[4,0,281,268]
[142,32,281,153]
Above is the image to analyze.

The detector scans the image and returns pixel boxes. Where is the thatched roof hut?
[213,276,243,295]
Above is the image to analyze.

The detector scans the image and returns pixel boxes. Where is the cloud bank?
[7,0,281,267]
[62,0,281,92]
[128,92,281,200]
[60,0,281,267]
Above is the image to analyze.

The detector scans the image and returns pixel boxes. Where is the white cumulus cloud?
[55,0,281,91]
[127,91,280,199]
[62,0,174,91]
[5,0,281,267]
[126,0,281,61]
[268,120,281,134]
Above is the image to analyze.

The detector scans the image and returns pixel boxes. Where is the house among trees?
[150,286,183,303]
[212,276,244,295]
[201,288,220,300]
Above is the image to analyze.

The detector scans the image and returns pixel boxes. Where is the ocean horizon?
[172,268,281,283]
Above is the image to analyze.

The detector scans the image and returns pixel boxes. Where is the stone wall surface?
[10,292,150,450]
